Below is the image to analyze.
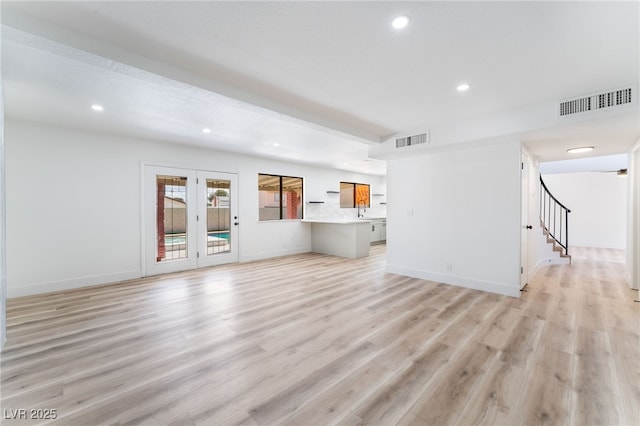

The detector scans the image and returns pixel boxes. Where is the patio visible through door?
[144,166,238,276]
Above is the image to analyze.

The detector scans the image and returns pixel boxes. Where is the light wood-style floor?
[1,245,638,425]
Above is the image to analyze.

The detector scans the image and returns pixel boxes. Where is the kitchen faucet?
[357,201,367,218]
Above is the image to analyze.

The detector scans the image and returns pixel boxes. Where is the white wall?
[542,171,627,249]
[371,99,639,162]
[627,139,640,289]
[0,13,6,348]
[0,15,6,347]
[385,139,522,297]
[5,119,385,297]
[0,82,6,347]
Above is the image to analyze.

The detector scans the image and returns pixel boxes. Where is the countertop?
[301,217,386,224]
[301,219,370,224]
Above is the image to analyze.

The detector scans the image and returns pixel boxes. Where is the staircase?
[541,219,572,261]
[540,175,572,263]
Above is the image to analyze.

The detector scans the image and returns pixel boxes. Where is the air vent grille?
[396,132,429,148]
[559,87,633,117]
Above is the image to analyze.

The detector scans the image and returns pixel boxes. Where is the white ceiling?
[2,27,382,174]
[539,154,628,175]
[2,1,639,175]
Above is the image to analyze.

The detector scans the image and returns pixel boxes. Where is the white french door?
[144,166,238,276]
[197,171,239,268]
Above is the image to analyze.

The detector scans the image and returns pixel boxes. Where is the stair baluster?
[539,176,571,256]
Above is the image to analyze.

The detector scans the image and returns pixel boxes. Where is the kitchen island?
[302,219,371,258]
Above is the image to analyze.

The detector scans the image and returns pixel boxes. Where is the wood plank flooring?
[1,245,638,425]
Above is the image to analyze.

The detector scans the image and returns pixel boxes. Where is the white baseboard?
[571,243,626,250]
[8,246,312,298]
[626,271,639,290]
[386,264,521,298]
[7,270,142,298]
[530,257,571,280]
[240,246,311,263]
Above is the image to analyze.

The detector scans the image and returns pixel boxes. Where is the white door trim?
[141,163,239,277]
[520,150,530,290]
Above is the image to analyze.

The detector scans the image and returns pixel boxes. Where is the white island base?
[303,219,371,259]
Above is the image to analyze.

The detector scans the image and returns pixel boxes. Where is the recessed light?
[91,104,104,112]
[344,162,349,165]
[457,83,470,92]
[273,143,280,147]
[567,146,594,154]
[392,16,409,29]
[202,128,211,134]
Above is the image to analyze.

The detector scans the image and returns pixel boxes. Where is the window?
[340,182,370,208]
[258,174,303,220]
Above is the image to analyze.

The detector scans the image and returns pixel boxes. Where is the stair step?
[540,218,570,261]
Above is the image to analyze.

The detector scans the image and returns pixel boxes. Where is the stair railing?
[539,175,571,256]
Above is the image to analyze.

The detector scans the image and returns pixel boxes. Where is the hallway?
[520,246,638,425]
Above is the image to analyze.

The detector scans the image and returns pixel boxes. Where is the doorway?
[144,166,238,276]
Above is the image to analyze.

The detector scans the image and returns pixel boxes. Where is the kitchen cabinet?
[369,219,387,243]
[302,219,371,258]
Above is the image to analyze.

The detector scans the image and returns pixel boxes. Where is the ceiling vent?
[559,87,634,117]
[396,132,429,148]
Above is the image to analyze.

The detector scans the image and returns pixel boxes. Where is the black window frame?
[258,173,304,220]
[340,181,370,208]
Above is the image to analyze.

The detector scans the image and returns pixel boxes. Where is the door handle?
[234,222,239,226]
[526,225,533,229]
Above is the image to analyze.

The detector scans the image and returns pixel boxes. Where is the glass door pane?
[156,175,188,262]
[197,171,238,268]
[206,179,231,256]
[145,166,197,276]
